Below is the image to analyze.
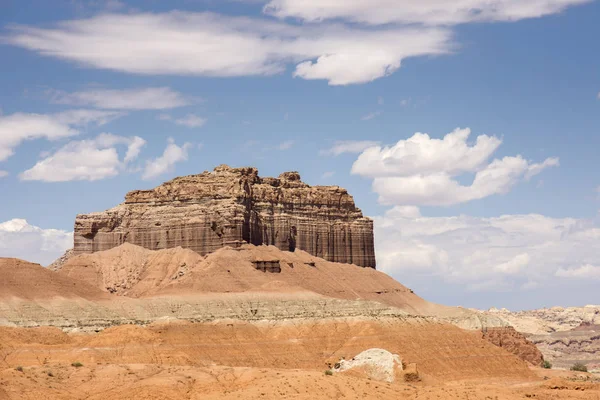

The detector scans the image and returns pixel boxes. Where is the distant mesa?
[74,165,376,268]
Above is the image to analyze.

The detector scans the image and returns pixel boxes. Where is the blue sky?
[0,0,599,310]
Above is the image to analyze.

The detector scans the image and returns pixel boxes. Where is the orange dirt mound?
[57,243,457,315]
[0,258,109,301]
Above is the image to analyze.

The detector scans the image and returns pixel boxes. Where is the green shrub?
[71,362,83,368]
[15,366,23,372]
[570,363,588,372]
[324,370,333,376]
[542,360,552,369]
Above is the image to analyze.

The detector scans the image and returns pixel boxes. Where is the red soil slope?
[57,243,452,315]
[0,258,109,301]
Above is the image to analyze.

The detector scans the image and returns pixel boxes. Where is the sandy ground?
[1,362,598,399]
[1,319,587,399]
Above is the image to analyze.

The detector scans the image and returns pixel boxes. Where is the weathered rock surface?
[485,306,600,335]
[333,348,404,382]
[529,323,600,371]
[481,327,544,366]
[74,165,376,267]
[480,306,600,371]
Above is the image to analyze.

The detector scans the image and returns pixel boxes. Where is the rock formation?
[481,327,544,366]
[481,305,600,371]
[74,165,376,268]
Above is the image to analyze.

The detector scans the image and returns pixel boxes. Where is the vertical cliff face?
[74,165,376,268]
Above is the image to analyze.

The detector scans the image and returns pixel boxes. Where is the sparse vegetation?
[542,360,552,369]
[570,363,588,372]
[324,370,333,376]
[47,371,54,377]
[71,362,84,368]
[15,366,23,372]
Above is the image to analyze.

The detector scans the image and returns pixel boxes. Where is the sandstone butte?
[73,165,376,268]
[1,168,597,399]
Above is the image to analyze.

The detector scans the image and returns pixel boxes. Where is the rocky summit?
[73,165,376,268]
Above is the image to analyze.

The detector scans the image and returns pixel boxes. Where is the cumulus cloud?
[352,128,558,206]
[20,133,146,182]
[0,219,72,266]
[264,0,590,26]
[320,140,381,156]
[0,110,124,162]
[174,114,207,128]
[556,264,600,280]
[4,12,452,86]
[50,87,191,110]
[142,138,193,180]
[352,128,501,178]
[373,210,600,291]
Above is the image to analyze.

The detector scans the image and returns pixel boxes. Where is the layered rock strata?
[480,306,600,371]
[481,327,545,366]
[73,165,376,267]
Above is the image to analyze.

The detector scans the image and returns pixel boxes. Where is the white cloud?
[556,264,600,280]
[278,140,294,150]
[124,136,146,163]
[157,113,172,121]
[320,140,381,156]
[386,205,422,219]
[20,133,146,182]
[4,12,452,86]
[0,110,124,162]
[352,128,501,178]
[175,114,207,128]
[50,87,191,110]
[494,253,531,275]
[142,138,192,180]
[0,170,8,178]
[374,210,600,290]
[0,219,72,266]
[53,109,126,126]
[321,171,335,179]
[377,96,385,105]
[264,0,590,26]
[525,157,561,179]
[361,111,382,121]
[352,128,558,206]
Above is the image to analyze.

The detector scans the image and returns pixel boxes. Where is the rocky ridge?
[74,165,376,268]
[481,306,600,371]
